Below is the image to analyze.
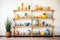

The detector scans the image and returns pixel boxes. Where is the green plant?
[5,18,11,32]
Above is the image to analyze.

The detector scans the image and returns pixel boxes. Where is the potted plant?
[5,18,11,37]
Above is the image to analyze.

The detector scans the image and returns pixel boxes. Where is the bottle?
[42,21,45,26]
[21,2,24,10]
[28,5,31,10]
[35,20,39,26]
[49,13,53,19]
[25,13,27,18]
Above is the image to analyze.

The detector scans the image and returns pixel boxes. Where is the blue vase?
[45,29,50,35]
[45,23,48,26]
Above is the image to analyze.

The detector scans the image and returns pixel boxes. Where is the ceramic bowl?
[25,22,30,26]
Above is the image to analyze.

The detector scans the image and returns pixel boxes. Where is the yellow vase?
[15,16,19,19]
[34,5,38,10]
[42,15,47,19]
[15,14,20,19]
[41,31,45,36]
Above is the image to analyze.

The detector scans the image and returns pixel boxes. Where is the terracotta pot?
[6,32,11,37]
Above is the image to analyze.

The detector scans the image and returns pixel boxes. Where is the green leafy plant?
[5,18,11,32]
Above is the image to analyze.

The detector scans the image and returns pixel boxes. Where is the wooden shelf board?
[13,10,32,12]
[13,18,54,21]
[13,10,54,12]
[32,34,53,36]
[32,35,53,37]
[14,35,52,37]
[32,10,54,11]
[14,35,32,36]
[13,26,53,28]
[32,18,53,20]
[13,18,31,20]
[14,26,32,28]
[32,26,53,28]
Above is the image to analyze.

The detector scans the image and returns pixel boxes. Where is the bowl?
[25,22,30,26]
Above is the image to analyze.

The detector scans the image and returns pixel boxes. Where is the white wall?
[0,0,60,35]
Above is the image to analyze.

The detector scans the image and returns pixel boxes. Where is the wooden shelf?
[32,10,54,12]
[13,10,32,12]
[13,26,53,28]
[13,8,54,37]
[32,18,53,20]
[13,17,54,19]
[13,18,31,20]
[32,35,53,37]
[13,10,54,12]
[14,35,32,37]
[13,18,54,21]
[32,26,53,28]
[14,31,52,36]
[14,26,32,28]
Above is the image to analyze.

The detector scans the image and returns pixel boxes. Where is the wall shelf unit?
[13,9,54,37]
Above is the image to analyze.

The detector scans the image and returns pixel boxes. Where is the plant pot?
[6,32,11,38]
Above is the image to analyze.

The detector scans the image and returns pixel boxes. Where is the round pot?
[25,22,30,26]
[42,13,47,19]
[45,29,50,35]
[6,32,11,38]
